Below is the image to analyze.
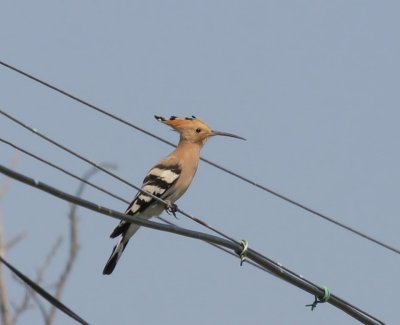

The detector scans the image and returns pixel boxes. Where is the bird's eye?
[195,128,202,133]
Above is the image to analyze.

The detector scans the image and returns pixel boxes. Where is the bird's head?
[154,115,245,145]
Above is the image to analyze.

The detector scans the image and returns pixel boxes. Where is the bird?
[102,115,245,275]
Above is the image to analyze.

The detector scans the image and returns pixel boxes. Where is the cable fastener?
[239,239,249,266]
[306,286,331,311]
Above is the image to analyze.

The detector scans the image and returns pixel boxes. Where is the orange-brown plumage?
[103,115,244,275]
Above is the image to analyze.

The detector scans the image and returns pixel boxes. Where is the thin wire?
[3,106,374,299]
[0,134,307,281]
[0,164,384,325]
[0,109,239,245]
[0,111,168,209]
[0,138,123,204]
[0,128,383,324]
[2,106,400,258]
[0,255,89,325]
[0,60,398,257]
[0,136,267,273]
[0,108,396,320]
[156,216,270,273]
[2,126,386,324]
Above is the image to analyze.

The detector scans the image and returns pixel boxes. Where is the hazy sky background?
[1,1,399,324]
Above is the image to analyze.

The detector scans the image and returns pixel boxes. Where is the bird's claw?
[165,201,179,219]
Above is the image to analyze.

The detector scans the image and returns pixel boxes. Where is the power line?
[0,110,291,280]
[0,136,267,273]
[1,111,276,285]
[0,107,394,322]
[2,105,400,257]
[0,164,385,325]
[0,255,89,325]
[0,138,123,204]
[2,104,397,309]
[0,109,239,245]
[0,60,398,256]
[0,100,387,323]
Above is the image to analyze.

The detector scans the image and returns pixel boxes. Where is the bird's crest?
[154,115,246,143]
[154,115,208,129]
[154,115,213,141]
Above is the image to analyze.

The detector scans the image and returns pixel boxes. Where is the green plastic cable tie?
[306,286,331,311]
[239,239,248,266]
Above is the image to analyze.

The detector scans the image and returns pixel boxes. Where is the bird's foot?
[165,201,179,219]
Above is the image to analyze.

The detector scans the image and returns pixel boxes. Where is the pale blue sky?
[1,1,399,324]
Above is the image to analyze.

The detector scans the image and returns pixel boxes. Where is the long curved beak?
[211,130,246,140]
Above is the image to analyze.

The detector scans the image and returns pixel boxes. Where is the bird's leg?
[165,200,179,219]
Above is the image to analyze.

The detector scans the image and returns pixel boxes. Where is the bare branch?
[0,152,21,324]
[11,236,63,324]
[5,231,27,251]
[36,236,63,285]
[45,165,112,325]
[11,284,32,324]
[7,164,113,325]
[0,222,11,325]
[29,287,48,322]
[45,215,77,325]
[0,152,21,200]
[11,275,36,324]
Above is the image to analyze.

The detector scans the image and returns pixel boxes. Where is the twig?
[0,254,89,325]
[37,236,64,285]
[30,287,48,322]
[44,199,78,325]
[11,236,63,324]
[11,280,32,324]
[0,164,384,325]
[11,277,47,323]
[0,152,21,200]
[45,165,112,325]
[0,153,21,324]
[0,222,11,325]
[5,231,27,251]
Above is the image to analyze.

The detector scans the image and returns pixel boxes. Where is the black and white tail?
[102,238,128,275]
[103,222,140,275]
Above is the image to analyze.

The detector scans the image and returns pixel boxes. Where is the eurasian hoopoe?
[103,115,245,275]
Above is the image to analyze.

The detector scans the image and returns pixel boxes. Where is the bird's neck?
[175,140,203,160]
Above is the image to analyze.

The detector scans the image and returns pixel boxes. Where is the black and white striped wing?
[126,164,181,214]
[109,164,181,238]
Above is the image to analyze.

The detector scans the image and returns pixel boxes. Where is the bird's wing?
[125,163,181,214]
[109,162,181,238]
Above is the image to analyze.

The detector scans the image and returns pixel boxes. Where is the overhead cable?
[0,60,398,256]
[0,164,384,325]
